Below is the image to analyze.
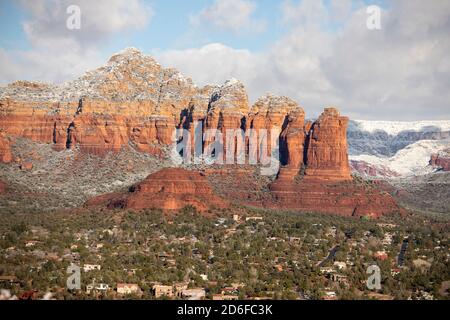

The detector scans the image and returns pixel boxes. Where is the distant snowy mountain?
[347,120,450,178]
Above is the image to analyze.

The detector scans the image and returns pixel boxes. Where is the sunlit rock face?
[86,168,228,212]
[0,49,349,176]
[0,48,198,156]
[0,48,405,218]
[304,108,352,182]
[0,132,12,163]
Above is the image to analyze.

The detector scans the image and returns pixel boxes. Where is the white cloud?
[0,0,153,84]
[155,43,262,87]
[281,0,328,28]
[20,0,153,45]
[157,0,450,120]
[1,0,449,120]
[190,0,265,33]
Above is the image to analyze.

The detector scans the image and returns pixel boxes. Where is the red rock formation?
[350,160,401,178]
[430,150,450,171]
[304,108,351,181]
[277,108,307,181]
[0,113,176,156]
[267,179,401,218]
[249,95,303,167]
[1,49,404,218]
[262,107,401,218]
[86,168,228,212]
[204,164,402,218]
[64,114,174,156]
[0,49,197,157]
[0,132,13,163]
[20,162,33,171]
[203,79,249,163]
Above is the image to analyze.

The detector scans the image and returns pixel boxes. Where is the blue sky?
[0,0,277,52]
[0,1,29,50]
[0,0,448,120]
[0,0,388,53]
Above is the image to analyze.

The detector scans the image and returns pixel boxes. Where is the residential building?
[117,283,141,295]
[153,284,173,298]
[180,288,206,300]
[83,264,101,272]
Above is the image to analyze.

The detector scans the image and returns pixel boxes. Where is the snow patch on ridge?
[350,139,450,177]
[349,120,450,136]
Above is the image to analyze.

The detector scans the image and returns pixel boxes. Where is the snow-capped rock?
[350,139,450,178]
[348,120,450,157]
[349,120,450,136]
[348,120,450,178]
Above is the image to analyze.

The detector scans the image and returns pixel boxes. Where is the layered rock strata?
[1,48,404,217]
[86,168,227,212]
[0,132,12,163]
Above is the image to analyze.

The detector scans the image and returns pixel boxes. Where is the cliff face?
[265,108,401,218]
[0,48,403,217]
[0,49,350,178]
[0,48,197,157]
[0,180,6,194]
[267,179,401,218]
[249,95,303,166]
[0,132,12,163]
[304,108,351,181]
[86,168,228,212]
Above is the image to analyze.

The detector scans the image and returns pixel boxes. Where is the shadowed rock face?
[86,168,228,212]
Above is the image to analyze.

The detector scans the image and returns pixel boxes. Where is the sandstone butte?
[86,168,227,212]
[0,48,404,217]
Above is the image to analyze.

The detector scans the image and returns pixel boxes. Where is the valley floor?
[0,206,448,300]
[0,140,449,300]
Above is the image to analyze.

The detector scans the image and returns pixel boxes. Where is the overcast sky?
[0,0,449,120]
